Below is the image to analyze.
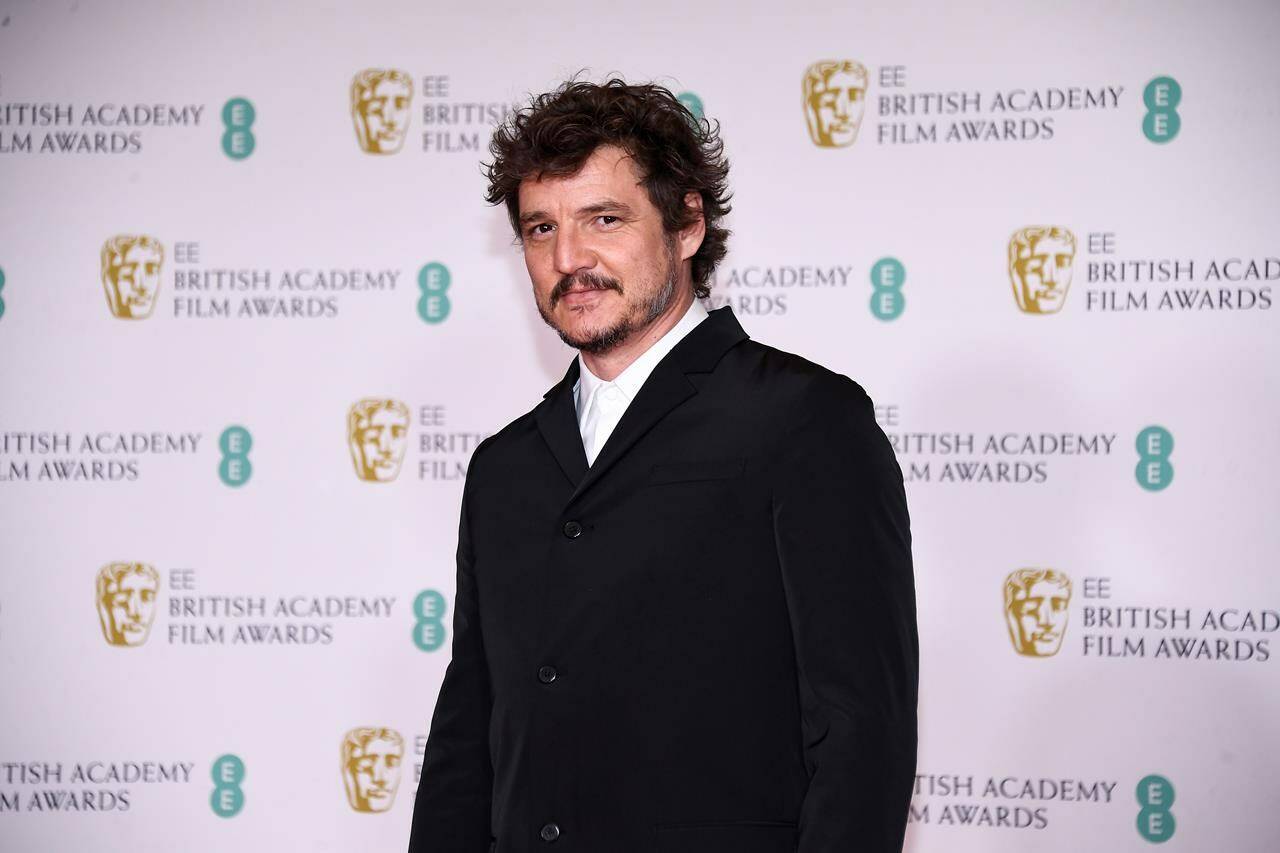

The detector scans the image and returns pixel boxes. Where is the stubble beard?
[538,236,681,356]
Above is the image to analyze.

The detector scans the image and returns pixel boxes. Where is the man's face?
[348,737,402,812]
[1013,235,1075,313]
[1008,579,1071,656]
[108,243,162,317]
[806,66,867,147]
[517,144,683,354]
[105,571,158,646]
[355,408,408,481]
[359,78,411,153]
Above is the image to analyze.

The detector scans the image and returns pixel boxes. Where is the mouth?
[559,287,612,307]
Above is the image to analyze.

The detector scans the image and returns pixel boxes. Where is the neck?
[580,286,696,382]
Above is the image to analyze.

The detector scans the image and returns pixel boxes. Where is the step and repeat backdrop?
[1,0,1277,851]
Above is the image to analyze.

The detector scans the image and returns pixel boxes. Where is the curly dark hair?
[484,77,732,299]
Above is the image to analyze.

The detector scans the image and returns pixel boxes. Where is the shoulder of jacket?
[734,339,871,407]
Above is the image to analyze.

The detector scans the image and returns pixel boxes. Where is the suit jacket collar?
[534,305,749,501]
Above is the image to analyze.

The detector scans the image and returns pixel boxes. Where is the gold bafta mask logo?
[1008,227,1077,314]
[96,562,160,647]
[341,727,404,813]
[803,60,869,148]
[351,69,413,154]
[348,398,410,482]
[1003,569,1072,657]
[101,235,164,319]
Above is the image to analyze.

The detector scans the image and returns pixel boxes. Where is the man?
[1004,569,1072,657]
[410,79,917,853]
[351,68,413,154]
[96,561,160,647]
[1007,226,1077,314]
[100,234,164,319]
[341,727,406,813]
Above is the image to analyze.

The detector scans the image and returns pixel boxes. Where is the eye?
[596,215,620,227]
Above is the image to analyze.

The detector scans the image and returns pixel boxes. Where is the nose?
[552,225,596,278]
[125,593,140,620]
[372,761,388,785]
[1043,260,1058,285]
[378,432,393,454]
[834,90,850,119]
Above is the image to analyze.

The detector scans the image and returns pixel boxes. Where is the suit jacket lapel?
[569,357,696,503]
[533,305,750,506]
[534,358,589,489]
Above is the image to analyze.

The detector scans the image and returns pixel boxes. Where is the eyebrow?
[518,199,637,227]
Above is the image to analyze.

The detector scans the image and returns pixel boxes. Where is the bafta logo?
[96,562,159,647]
[348,398,410,482]
[101,235,164,319]
[351,69,413,154]
[803,60,869,147]
[1008,227,1077,314]
[1003,569,1072,657]
[341,727,404,813]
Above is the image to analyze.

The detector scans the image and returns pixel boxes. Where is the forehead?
[1025,579,1068,598]
[372,78,409,97]
[818,68,867,90]
[518,145,648,211]
[361,737,401,755]
[121,244,159,262]
[1025,236,1072,256]
[117,572,156,591]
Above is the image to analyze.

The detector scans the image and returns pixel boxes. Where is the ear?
[677,191,706,262]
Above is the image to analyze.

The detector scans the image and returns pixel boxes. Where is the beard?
[537,235,680,355]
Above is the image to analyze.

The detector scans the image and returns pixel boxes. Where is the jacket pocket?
[648,456,745,485]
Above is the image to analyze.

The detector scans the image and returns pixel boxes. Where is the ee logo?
[1136,774,1175,842]
[676,91,705,122]
[1143,77,1181,144]
[221,97,256,160]
[412,589,447,652]
[1135,425,1173,491]
[870,257,905,321]
[417,263,451,324]
[210,754,245,818]
[219,426,253,487]
[0,265,6,320]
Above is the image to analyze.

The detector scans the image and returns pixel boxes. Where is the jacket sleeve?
[408,448,494,852]
[770,375,918,852]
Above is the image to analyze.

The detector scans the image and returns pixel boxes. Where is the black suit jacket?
[409,306,918,853]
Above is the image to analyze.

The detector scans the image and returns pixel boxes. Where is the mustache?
[550,272,622,307]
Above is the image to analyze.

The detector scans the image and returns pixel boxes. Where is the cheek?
[524,249,552,290]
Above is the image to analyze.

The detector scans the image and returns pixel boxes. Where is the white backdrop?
[1,0,1278,850]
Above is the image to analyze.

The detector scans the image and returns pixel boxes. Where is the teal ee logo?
[219,426,253,487]
[0,265,6,320]
[417,263,451,324]
[1136,774,1175,842]
[210,754,245,818]
[676,91,705,122]
[1143,77,1181,144]
[221,98,256,160]
[412,589,447,651]
[1135,425,1173,491]
[870,257,905,321]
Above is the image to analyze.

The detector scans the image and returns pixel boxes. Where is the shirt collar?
[574,297,709,415]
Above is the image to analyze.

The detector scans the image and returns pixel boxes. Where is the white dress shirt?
[573,298,709,466]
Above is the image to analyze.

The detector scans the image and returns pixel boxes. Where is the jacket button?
[537,665,558,684]
[562,520,582,539]
[539,822,560,842]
